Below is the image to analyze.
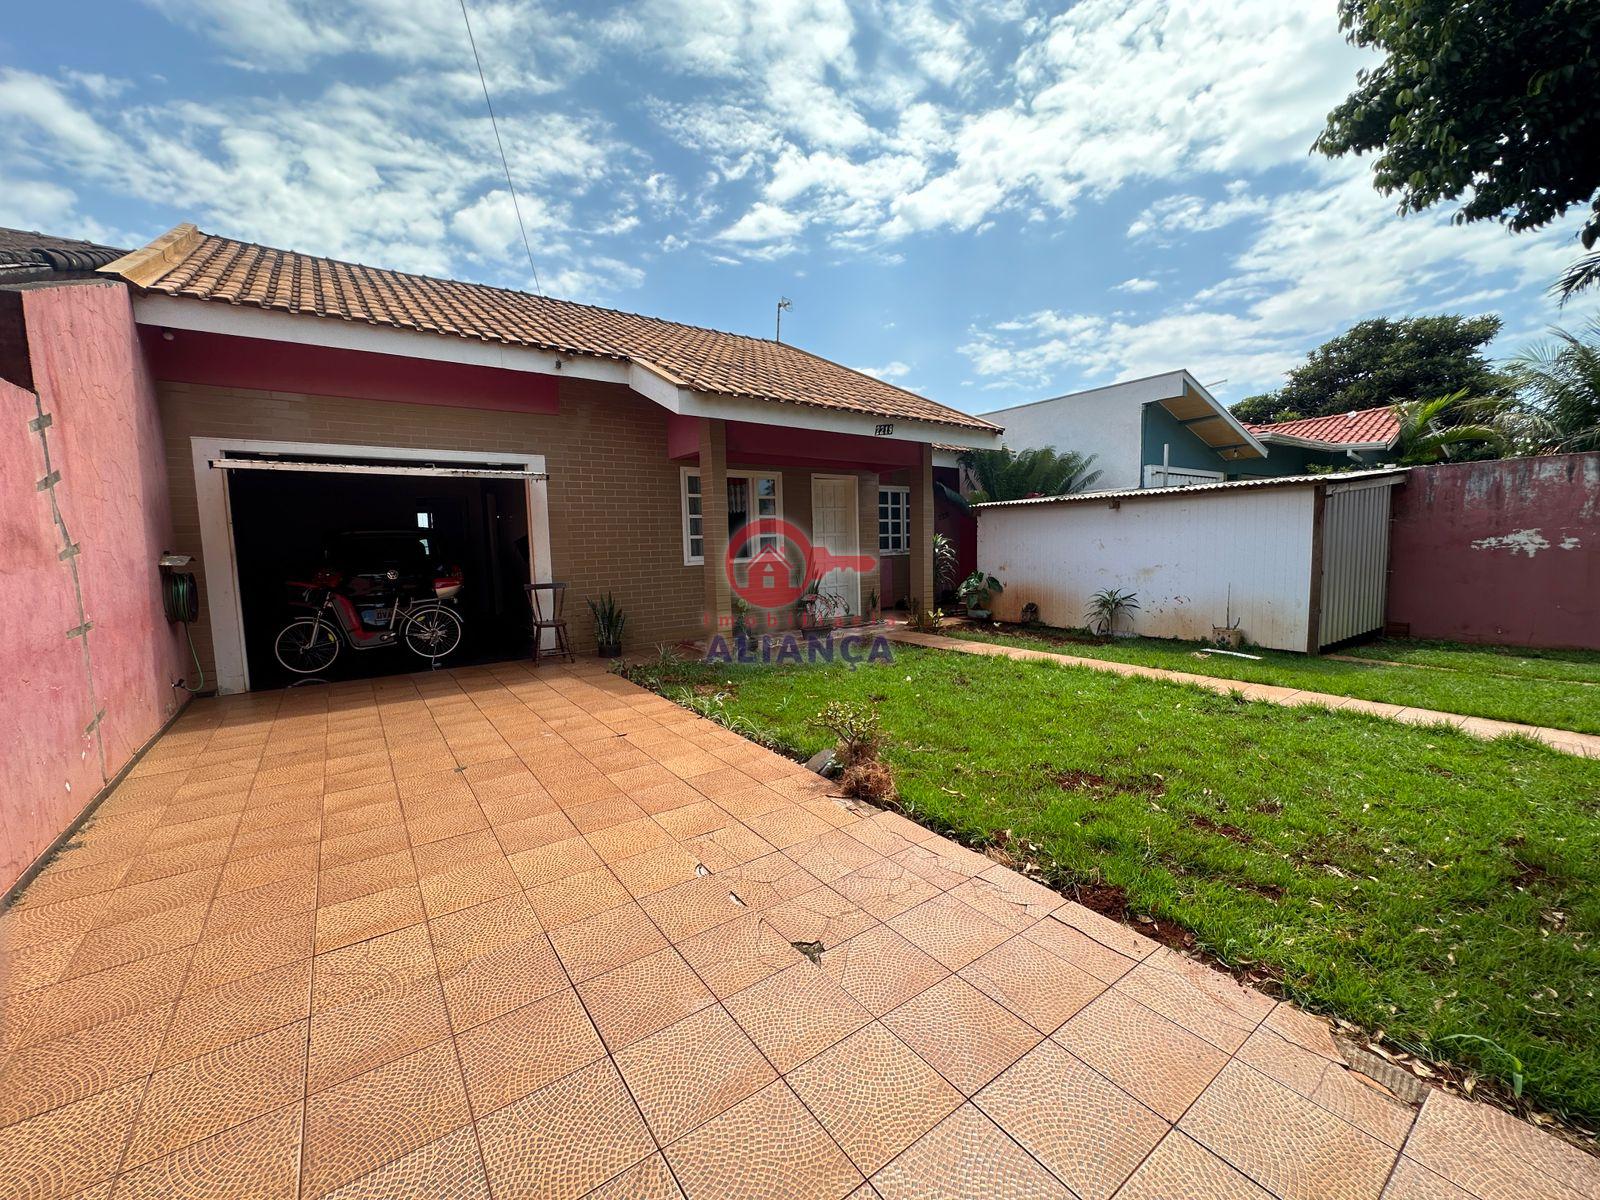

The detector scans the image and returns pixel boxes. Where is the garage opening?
[219,452,541,690]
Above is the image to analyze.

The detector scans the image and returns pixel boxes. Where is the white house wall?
[982,378,1184,491]
[978,488,1317,650]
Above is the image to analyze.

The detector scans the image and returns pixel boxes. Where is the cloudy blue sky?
[2,0,1593,414]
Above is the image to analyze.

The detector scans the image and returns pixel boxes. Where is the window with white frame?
[681,469,782,564]
[878,486,910,554]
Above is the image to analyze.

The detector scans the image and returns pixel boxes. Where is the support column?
[698,418,733,632]
[908,442,935,612]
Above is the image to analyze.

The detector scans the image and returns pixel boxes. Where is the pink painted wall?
[1386,454,1600,649]
[1,281,185,893]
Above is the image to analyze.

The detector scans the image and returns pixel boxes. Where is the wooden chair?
[524,582,574,665]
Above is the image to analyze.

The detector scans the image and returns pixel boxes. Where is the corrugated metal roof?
[971,467,1407,509]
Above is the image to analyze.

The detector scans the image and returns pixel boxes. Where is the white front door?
[810,474,861,616]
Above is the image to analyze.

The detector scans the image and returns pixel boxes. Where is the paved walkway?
[1,662,1595,1199]
[888,628,1600,759]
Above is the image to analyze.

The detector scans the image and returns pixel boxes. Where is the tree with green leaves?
[1231,315,1506,425]
[1315,0,1600,301]
[1502,319,1600,454]
[961,446,1102,502]
[1390,390,1505,464]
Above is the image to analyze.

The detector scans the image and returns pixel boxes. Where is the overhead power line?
[458,0,544,296]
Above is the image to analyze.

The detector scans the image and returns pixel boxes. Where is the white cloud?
[961,160,1591,398]
[1113,277,1159,294]
[717,201,805,245]
[856,360,913,381]
[1127,184,1271,241]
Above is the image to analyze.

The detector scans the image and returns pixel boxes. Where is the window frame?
[878,485,911,555]
[681,468,784,566]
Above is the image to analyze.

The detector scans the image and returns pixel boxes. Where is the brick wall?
[157,375,705,679]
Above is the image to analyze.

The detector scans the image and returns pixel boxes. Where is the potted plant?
[957,570,1003,619]
[1084,588,1139,638]
[588,593,626,658]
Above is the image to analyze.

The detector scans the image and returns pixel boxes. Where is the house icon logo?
[743,543,801,608]
[726,518,876,612]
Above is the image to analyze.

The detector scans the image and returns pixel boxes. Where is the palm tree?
[961,446,1102,502]
[1502,320,1600,454]
[1390,390,1506,465]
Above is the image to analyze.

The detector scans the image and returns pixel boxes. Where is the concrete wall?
[981,382,1151,491]
[1387,454,1600,649]
[978,486,1318,650]
[1,281,185,893]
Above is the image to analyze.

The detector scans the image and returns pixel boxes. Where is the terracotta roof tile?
[108,226,997,434]
[1247,406,1398,448]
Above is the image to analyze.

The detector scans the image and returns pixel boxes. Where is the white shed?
[975,469,1406,652]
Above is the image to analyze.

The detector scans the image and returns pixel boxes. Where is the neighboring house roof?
[102,224,998,434]
[0,227,128,283]
[982,370,1268,462]
[971,466,1408,509]
[1247,406,1399,451]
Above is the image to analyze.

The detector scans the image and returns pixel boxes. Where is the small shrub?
[811,701,882,766]
[1085,587,1140,635]
[907,598,945,633]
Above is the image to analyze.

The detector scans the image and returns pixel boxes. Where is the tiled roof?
[0,226,128,280]
[104,225,999,434]
[1247,406,1399,448]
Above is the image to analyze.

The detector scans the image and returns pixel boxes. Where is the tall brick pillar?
[907,442,935,611]
[699,418,733,631]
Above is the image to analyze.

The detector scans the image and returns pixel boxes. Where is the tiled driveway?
[2,662,1595,1199]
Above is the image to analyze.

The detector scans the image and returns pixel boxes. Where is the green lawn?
[627,646,1600,1123]
[944,626,1600,735]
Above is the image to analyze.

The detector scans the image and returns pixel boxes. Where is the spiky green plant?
[962,446,1102,503]
[1503,320,1600,453]
[1390,390,1505,465]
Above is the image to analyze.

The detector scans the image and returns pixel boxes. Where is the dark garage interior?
[227,465,532,690]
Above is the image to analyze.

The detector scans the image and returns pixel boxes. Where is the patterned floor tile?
[614,1004,776,1143]
[1114,1129,1275,1200]
[818,924,949,1017]
[548,901,668,982]
[888,893,1012,970]
[506,835,601,888]
[976,1039,1169,1200]
[477,1059,654,1200]
[524,866,632,929]
[882,975,1040,1095]
[665,1080,863,1200]
[306,971,450,1094]
[1403,1089,1598,1200]
[109,1102,303,1199]
[787,1021,962,1174]
[724,961,872,1072]
[12,946,191,1048]
[301,1040,470,1198]
[1022,914,1140,984]
[1114,948,1273,1052]
[1054,988,1230,1121]
[430,895,566,1031]
[1378,1158,1478,1200]
[1180,1061,1399,1200]
[0,1077,145,1200]
[578,946,714,1050]
[584,1154,686,1200]
[960,933,1106,1034]
[456,987,605,1116]
[1236,1026,1416,1147]
[124,1020,309,1168]
[318,1126,490,1200]
[869,1103,1072,1200]
[0,1003,169,1126]
[676,911,807,999]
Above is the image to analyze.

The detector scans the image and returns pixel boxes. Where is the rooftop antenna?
[776,297,792,342]
[459,0,543,297]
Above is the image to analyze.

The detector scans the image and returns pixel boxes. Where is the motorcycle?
[272,553,465,676]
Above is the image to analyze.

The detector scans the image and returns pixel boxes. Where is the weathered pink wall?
[1,281,185,894]
[1386,454,1600,649]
